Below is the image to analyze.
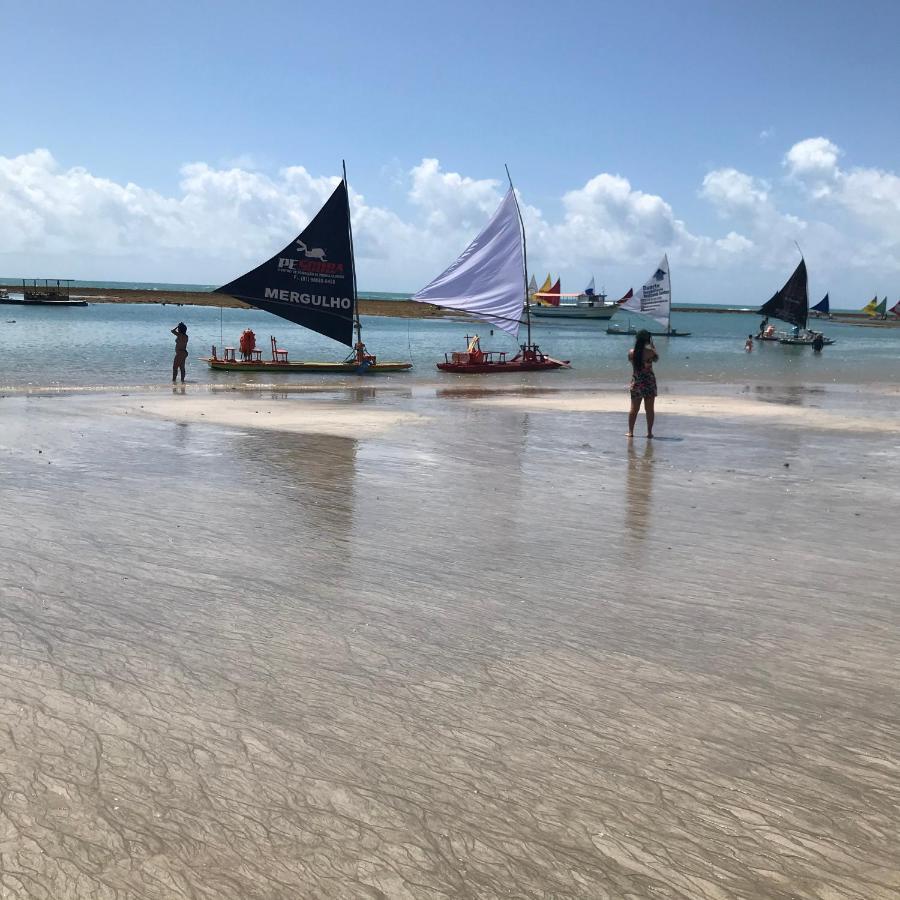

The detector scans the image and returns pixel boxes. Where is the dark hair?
[632,329,652,371]
[177,322,187,334]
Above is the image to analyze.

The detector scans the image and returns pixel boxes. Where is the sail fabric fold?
[620,255,671,329]
[811,292,830,314]
[216,181,355,346]
[758,258,808,328]
[412,188,525,337]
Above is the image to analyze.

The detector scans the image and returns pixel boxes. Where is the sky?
[2,0,900,304]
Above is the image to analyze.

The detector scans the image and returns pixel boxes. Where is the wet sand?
[2,383,899,898]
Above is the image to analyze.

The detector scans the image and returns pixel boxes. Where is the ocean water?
[1,300,898,389]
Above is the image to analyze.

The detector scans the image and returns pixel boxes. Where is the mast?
[667,254,672,335]
[343,159,361,345]
[505,164,531,347]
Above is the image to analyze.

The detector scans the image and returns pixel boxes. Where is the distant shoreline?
[2,283,896,324]
[13,287,451,320]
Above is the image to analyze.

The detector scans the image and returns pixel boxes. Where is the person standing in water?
[745,334,754,351]
[627,329,658,438]
[171,322,188,382]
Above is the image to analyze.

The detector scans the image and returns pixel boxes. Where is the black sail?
[216,180,355,346]
[759,258,808,328]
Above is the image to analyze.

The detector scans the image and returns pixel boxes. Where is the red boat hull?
[437,358,568,374]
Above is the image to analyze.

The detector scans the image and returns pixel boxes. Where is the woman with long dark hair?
[171,322,188,383]
[627,329,658,438]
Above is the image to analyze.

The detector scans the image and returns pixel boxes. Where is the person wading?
[627,329,658,438]
[171,322,188,383]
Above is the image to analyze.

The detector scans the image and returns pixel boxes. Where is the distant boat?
[208,163,411,375]
[0,279,88,307]
[891,300,900,318]
[412,173,570,374]
[757,256,835,346]
[863,296,888,319]
[532,275,621,320]
[607,256,691,336]
[810,292,831,318]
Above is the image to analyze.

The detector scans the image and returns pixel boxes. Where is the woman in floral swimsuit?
[627,329,658,438]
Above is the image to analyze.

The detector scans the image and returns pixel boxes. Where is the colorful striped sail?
[862,295,880,316]
[533,274,553,306]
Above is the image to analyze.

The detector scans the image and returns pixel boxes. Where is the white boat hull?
[531,304,617,320]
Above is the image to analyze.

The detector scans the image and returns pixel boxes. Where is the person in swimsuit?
[171,322,188,382]
[627,329,658,438]
[745,334,754,351]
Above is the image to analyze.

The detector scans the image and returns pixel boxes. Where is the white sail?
[620,255,670,329]
[528,274,537,294]
[584,276,595,295]
[413,188,525,337]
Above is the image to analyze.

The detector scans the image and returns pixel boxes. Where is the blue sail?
[216,180,355,347]
[811,292,830,314]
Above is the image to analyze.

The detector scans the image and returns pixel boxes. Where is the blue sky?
[2,0,900,303]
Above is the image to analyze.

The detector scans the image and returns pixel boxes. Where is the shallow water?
[1,302,899,390]
[1,386,899,897]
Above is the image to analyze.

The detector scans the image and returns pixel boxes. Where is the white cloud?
[2,143,900,301]
[784,137,841,179]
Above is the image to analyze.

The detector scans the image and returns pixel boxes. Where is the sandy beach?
[2,382,899,898]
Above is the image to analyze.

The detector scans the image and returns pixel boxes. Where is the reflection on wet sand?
[625,440,654,542]
[1,389,899,898]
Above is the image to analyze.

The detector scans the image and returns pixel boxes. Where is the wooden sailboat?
[207,163,411,375]
[809,292,831,319]
[606,255,691,336]
[757,256,835,346]
[412,171,569,373]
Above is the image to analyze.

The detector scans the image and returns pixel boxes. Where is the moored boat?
[437,335,567,373]
[412,170,569,374]
[757,254,833,347]
[207,163,411,376]
[1,279,88,306]
[532,277,620,319]
[606,256,690,336]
